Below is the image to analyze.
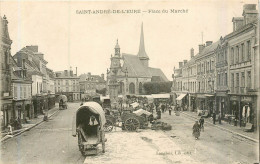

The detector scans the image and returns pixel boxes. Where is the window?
[231,48,234,65]
[241,43,244,62]
[247,71,251,88]
[224,49,227,60]
[129,83,135,94]
[14,86,17,97]
[236,46,239,63]
[236,73,239,87]
[247,41,251,61]
[241,72,245,87]
[24,86,27,98]
[66,80,69,85]
[225,73,227,86]
[231,73,234,87]
[218,74,221,86]
[66,87,69,92]
[20,86,23,99]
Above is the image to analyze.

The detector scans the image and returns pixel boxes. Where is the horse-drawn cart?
[104,109,152,132]
[58,95,68,110]
[72,102,106,156]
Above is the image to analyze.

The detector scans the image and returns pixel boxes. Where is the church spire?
[137,22,149,59]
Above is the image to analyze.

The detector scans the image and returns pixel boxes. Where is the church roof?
[122,54,168,81]
[137,23,149,59]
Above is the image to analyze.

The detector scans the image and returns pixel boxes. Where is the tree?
[143,81,172,94]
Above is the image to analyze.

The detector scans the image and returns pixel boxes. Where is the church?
[107,23,168,96]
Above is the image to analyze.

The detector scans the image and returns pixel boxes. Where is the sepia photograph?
[0,0,259,164]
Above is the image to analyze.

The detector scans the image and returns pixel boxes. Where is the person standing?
[218,114,222,124]
[192,121,200,140]
[213,112,216,124]
[161,103,165,113]
[199,116,204,131]
[169,106,172,115]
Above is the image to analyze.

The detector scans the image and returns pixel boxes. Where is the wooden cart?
[72,102,106,156]
[104,109,152,132]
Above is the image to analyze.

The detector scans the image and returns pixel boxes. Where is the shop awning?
[205,94,214,97]
[151,94,170,99]
[176,94,187,101]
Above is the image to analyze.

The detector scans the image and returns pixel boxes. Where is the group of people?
[192,116,205,140]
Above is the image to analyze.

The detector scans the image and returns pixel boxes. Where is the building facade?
[13,45,56,116]
[10,55,33,123]
[225,4,258,127]
[171,4,259,130]
[0,15,13,129]
[79,72,106,98]
[54,69,80,101]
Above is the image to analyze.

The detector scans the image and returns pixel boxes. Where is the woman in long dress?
[193,121,200,140]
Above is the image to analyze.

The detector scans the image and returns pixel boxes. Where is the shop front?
[176,93,188,111]
[229,94,257,128]
[240,95,257,127]
[216,91,229,119]
[196,93,215,115]
[189,94,197,112]
[1,100,13,130]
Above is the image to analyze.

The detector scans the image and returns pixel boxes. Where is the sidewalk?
[1,105,60,142]
[180,111,259,143]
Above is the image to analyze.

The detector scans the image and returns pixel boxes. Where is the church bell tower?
[108,39,121,109]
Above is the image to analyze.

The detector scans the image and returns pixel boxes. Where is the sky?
[0,0,258,80]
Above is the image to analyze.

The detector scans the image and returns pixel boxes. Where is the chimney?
[101,73,104,80]
[183,60,188,65]
[190,48,194,58]
[64,70,68,76]
[26,45,38,52]
[206,41,213,46]
[36,53,44,59]
[199,44,205,54]
[232,17,244,31]
[243,4,258,25]
[179,62,183,68]
[70,70,73,76]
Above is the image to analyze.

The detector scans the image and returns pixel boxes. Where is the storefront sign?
[216,92,227,97]
[197,94,206,99]
[241,96,253,102]
[230,96,239,101]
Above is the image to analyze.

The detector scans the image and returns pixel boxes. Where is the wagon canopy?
[133,109,152,116]
[130,102,139,108]
[72,102,106,136]
[57,95,68,102]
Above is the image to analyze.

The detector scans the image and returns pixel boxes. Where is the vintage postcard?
[0,0,259,164]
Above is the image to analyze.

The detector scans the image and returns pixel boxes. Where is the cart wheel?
[78,133,85,155]
[104,120,114,132]
[124,117,140,131]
